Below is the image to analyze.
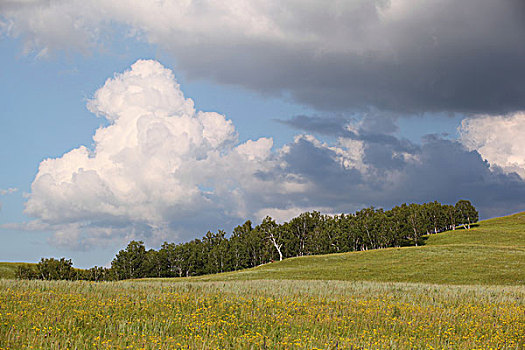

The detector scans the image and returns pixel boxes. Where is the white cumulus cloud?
[24,60,287,247]
[22,60,377,249]
[459,112,525,179]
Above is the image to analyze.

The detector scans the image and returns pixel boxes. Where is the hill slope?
[178,212,525,285]
[0,262,36,279]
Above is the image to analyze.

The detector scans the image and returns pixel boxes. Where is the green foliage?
[111,241,148,280]
[455,199,479,229]
[36,258,74,280]
[229,220,254,270]
[15,265,38,280]
[77,266,114,281]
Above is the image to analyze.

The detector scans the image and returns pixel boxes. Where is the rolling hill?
[171,211,525,285]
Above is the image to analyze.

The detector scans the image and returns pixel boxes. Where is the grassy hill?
[171,211,525,285]
[0,262,35,279]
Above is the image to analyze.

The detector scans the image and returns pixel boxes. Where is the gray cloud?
[165,0,525,114]
[277,115,352,137]
[280,114,416,153]
[275,132,525,219]
[2,0,524,114]
[392,137,525,218]
[260,112,525,218]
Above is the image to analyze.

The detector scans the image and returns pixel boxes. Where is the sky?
[1,0,524,268]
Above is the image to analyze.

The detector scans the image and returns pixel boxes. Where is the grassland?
[1,213,524,349]
[175,212,525,285]
[1,279,524,349]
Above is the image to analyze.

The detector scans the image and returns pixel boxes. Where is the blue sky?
[1,1,524,268]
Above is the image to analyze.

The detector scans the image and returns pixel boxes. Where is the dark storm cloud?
[277,115,351,137]
[283,137,364,188]
[3,0,524,114]
[392,137,525,218]
[280,114,416,153]
[276,133,525,218]
[173,0,525,115]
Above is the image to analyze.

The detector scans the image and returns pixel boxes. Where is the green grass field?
[1,279,524,349]
[1,212,524,349]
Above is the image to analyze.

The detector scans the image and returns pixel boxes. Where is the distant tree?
[423,201,448,234]
[455,200,479,229]
[229,220,253,269]
[335,213,360,251]
[111,241,148,280]
[145,249,165,277]
[307,214,337,254]
[288,212,321,256]
[388,204,412,247]
[36,257,74,280]
[407,204,426,246]
[247,225,272,266]
[79,266,113,281]
[442,204,460,230]
[258,216,283,261]
[160,242,184,277]
[16,265,37,280]
[357,207,391,249]
[180,239,205,277]
[202,230,230,274]
[324,214,347,253]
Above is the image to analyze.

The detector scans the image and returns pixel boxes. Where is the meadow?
[1,212,524,349]
[1,279,524,349]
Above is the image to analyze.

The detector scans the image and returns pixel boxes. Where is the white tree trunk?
[269,233,283,261]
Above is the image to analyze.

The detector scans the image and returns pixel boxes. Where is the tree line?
[17,200,478,281]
